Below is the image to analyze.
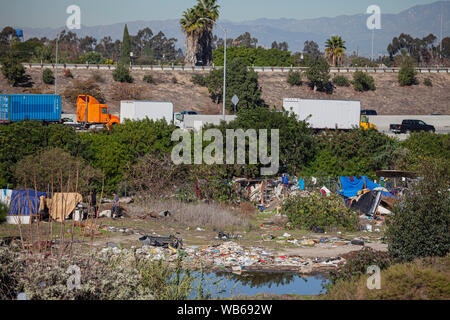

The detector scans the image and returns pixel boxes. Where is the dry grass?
[128,198,250,230]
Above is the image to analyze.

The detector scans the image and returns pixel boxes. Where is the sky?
[0,0,442,28]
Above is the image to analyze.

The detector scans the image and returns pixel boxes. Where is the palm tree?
[180,0,219,66]
[325,36,347,67]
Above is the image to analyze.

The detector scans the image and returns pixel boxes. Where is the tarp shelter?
[8,190,46,216]
[47,193,83,222]
[338,176,396,199]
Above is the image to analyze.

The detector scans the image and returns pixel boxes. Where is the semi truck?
[283,98,377,131]
[76,95,120,129]
[120,100,174,124]
[0,94,61,123]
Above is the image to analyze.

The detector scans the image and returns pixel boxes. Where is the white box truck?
[283,98,361,130]
[120,101,174,124]
[174,114,237,130]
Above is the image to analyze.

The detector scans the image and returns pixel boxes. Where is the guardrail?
[22,63,450,74]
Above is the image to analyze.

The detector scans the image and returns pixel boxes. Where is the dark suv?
[390,119,436,134]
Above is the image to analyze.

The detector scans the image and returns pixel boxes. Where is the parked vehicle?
[361,109,378,116]
[120,100,174,124]
[0,94,61,123]
[390,119,435,134]
[180,111,199,115]
[283,98,377,131]
[174,113,237,130]
[76,95,120,129]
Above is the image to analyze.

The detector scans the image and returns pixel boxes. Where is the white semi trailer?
[174,114,237,130]
[283,98,362,130]
[120,101,174,124]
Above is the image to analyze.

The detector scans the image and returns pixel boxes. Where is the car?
[361,109,377,116]
[390,119,436,134]
[180,111,199,115]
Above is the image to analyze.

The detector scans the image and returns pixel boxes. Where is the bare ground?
[1,68,449,115]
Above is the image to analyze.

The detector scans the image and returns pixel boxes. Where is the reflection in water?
[215,272,297,289]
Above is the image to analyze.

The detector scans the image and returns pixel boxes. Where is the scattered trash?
[351,239,365,246]
[310,225,325,234]
[139,235,183,249]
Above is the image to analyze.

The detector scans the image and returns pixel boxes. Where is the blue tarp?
[338,176,395,198]
[8,190,46,216]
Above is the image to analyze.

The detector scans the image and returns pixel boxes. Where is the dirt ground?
[1,68,449,115]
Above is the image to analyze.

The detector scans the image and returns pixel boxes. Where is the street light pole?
[55,37,58,95]
[199,18,226,120]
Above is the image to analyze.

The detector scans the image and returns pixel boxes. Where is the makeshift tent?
[47,193,83,222]
[8,190,46,216]
[338,176,396,199]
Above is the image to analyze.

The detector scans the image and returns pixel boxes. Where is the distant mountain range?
[15,1,450,57]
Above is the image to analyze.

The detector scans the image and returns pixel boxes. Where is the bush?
[398,60,417,86]
[0,202,7,224]
[1,56,26,86]
[333,74,350,87]
[79,52,105,65]
[423,78,432,87]
[42,68,54,85]
[353,71,375,91]
[282,193,359,231]
[171,76,178,84]
[305,57,331,92]
[111,83,141,101]
[328,248,392,285]
[143,74,157,84]
[63,79,105,105]
[287,70,302,86]
[386,160,450,262]
[192,74,207,86]
[0,247,24,299]
[90,71,104,83]
[63,69,73,78]
[112,64,133,83]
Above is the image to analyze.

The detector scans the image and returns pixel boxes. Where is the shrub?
[328,248,392,285]
[398,60,417,86]
[0,247,24,299]
[90,71,105,83]
[63,69,73,78]
[0,202,7,224]
[171,76,178,84]
[1,56,26,86]
[192,74,207,86]
[111,83,141,101]
[42,68,54,85]
[333,74,350,87]
[287,70,302,86]
[63,79,105,105]
[353,71,375,91]
[282,193,359,231]
[305,57,331,92]
[386,160,450,262]
[143,74,157,84]
[423,78,432,87]
[112,63,133,83]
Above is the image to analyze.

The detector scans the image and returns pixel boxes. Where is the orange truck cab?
[76,95,120,129]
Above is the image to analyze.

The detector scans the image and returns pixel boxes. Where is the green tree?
[287,70,302,86]
[113,63,133,83]
[0,53,26,86]
[325,36,346,67]
[305,56,331,92]
[386,160,450,262]
[180,0,219,66]
[353,71,376,91]
[398,56,417,86]
[120,24,131,66]
[206,58,263,112]
[79,51,106,64]
[42,68,54,85]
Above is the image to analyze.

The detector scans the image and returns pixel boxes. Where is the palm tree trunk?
[185,32,199,66]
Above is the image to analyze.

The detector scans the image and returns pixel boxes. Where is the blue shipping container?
[0,94,61,122]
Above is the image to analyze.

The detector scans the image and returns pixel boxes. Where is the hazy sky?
[0,0,442,28]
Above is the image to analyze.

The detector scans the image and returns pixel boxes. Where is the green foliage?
[192,74,207,86]
[282,193,359,231]
[0,202,7,224]
[287,70,302,86]
[401,132,450,171]
[1,54,26,86]
[423,77,432,87]
[120,24,131,66]
[143,74,157,84]
[0,247,24,299]
[328,248,391,285]
[213,46,297,67]
[398,58,417,86]
[386,160,450,262]
[79,51,105,64]
[113,63,133,83]
[305,57,331,92]
[350,57,377,67]
[304,129,400,178]
[42,68,54,85]
[332,74,350,87]
[353,71,375,91]
[206,58,263,112]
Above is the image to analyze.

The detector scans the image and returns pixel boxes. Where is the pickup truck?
[390,119,435,134]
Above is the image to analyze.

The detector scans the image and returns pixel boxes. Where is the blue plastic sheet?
[8,190,46,216]
[338,176,395,198]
